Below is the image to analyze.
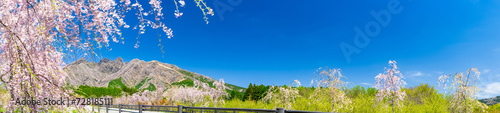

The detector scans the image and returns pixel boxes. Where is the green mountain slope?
[174,69,245,92]
[480,96,500,106]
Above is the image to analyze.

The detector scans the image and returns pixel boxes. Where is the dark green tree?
[243,83,254,101]
[229,90,244,100]
[243,83,270,101]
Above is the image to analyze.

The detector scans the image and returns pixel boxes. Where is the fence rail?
[99,104,327,113]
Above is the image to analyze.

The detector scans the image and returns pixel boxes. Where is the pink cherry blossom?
[0,0,213,111]
[374,60,406,113]
[163,79,229,106]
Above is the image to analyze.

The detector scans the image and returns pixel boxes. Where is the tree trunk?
[464,73,470,113]
[391,74,395,113]
[332,101,335,112]
[332,93,335,112]
[392,92,395,113]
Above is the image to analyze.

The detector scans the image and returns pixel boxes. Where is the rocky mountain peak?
[115,57,123,63]
[64,57,243,91]
[98,58,111,65]
[71,57,88,65]
[64,57,193,89]
[97,58,124,74]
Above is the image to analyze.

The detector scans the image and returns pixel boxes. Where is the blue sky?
[79,0,500,99]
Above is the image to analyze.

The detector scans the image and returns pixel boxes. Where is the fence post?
[178,105,183,113]
[106,104,108,113]
[139,104,143,113]
[277,108,284,113]
[118,104,121,113]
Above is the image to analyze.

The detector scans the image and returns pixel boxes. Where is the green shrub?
[108,77,126,88]
[345,85,377,98]
[74,85,122,98]
[228,90,244,100]
[121,85,139,95]
[178,70,195,77]
[404,83,438,104]
[296,86,315,98]
[487,103,500,113]
[171,78,194,87]
[135,77,151,89]
[144,83,156,91]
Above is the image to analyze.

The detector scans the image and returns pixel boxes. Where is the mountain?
[479,96,500,106]
[64,57,244,91]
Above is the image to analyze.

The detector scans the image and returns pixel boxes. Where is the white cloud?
[414,72,423,76]
[408,71,427,76]
[478,82,500,99]
[483,69,491,74]
[360,83,372,86]
[483,82,500,94]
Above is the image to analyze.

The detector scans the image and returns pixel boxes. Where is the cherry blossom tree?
[210,78,230,106]
[0,0,213,111]
[438,68,487,112]
[114,88,165,105]
[164,85,206,106]
[310,67,352,112]
[262,80,301,109]
[374,60,406,113]
[163,78,228,107]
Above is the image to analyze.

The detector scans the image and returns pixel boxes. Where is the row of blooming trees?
[258,61,398,112]
[163,78,229,107]
[112,78,229,107]
[373,60,487,112]
[259,60,486,112]
[260,61,406,112]
[0,0,213,111]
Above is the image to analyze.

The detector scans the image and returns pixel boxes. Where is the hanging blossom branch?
[374,60,406,113]
[310,67,352,112]
[0,0,213,111]
[438,68,487,112]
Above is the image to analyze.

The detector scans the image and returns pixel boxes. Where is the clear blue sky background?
[78,0,500,99]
